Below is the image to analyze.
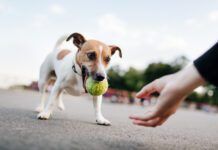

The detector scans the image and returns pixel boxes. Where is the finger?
[129,111,156,121]
[156,118,167,126]
[132,118,160,127]
[156,115,170,126]
[136,81,157,98]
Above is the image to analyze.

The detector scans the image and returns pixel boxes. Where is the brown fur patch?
[47,77,56,86]
[57,49,71,60]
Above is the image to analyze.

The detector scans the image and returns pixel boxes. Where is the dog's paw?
[37,111,51,120]
[96,117,111,126]
[58,101,65,111]
[35,106,44,113]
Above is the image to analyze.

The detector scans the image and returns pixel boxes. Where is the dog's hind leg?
[35,82,48,113]
[37,80,62,120]
[35,53,55,113]
[57,90,65,111]
[35,77,56,113]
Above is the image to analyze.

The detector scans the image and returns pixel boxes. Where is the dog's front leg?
[37,82,61,120]
[93,95,111,126]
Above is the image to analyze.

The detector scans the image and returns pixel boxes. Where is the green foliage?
[143,63,180,84]
[206,86,218,106]
[211,88,218,106]
[187,92,208,103]
[107,66,143,91]
[123,67,144,91]
[107,66,125,90]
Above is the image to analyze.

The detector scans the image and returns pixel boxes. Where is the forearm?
[174,64,205,95]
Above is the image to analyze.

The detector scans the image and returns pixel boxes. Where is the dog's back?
[38,35,74,92]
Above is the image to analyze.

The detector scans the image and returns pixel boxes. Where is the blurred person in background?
[130,42,218,127]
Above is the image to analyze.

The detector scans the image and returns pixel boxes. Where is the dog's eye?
[104,56,111,63]
[87,52,96,61]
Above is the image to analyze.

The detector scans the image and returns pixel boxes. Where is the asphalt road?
[0,89,218,150]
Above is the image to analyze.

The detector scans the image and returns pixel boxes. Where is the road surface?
[0,89,218,150]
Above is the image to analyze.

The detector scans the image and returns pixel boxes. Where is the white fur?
[36,36,111,126]
[98,45,107,78]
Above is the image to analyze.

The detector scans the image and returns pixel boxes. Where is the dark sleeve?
[194,42,218,86]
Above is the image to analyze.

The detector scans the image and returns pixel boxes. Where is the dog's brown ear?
[66,33,86,49]
[109,45,122,58]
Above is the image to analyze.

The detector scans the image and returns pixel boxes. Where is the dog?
[35,33,122,125]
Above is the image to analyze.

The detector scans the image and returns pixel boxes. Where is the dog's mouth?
[82,66,89,93]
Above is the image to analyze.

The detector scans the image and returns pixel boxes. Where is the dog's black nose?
[94,73,105,81]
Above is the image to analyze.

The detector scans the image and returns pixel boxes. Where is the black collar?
[72,64,88,93]
[72,64,82,76]
[72,64,78,73]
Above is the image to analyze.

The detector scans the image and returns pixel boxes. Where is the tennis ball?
[86,77,108,96]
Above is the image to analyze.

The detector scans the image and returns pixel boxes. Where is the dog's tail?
[54,34,69,49]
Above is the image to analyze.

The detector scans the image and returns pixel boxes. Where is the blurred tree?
[143,62,181,84]
[123,67,144,91]
[186,92,208,104]
[211,88,218,106]
[107,66,125,90]
[205,85,218,106]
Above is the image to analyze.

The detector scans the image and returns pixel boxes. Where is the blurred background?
[1,0,218,112]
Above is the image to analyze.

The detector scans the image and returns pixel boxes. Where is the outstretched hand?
[129,64,205,127]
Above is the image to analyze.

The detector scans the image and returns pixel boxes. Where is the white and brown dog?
[36,33,122,125]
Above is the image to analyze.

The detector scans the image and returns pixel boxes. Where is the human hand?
[129,64,205,127]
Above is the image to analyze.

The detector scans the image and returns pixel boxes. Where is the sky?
[0,0,218,88]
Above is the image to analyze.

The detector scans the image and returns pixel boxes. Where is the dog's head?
[67,32,122,83]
